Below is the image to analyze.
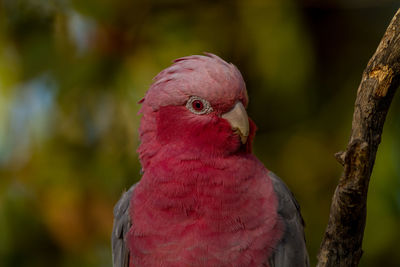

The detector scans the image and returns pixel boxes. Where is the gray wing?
[112,184,136,267]
[268,172,310,267]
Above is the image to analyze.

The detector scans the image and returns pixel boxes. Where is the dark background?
[0,0,399,266]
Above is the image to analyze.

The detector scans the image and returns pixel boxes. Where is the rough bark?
[317,8,400,267]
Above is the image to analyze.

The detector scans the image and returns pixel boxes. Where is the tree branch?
[317,9,400,267]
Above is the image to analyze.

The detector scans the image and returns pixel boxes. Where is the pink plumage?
[112,53,309,267]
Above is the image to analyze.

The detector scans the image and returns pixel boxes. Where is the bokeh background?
[0,0,399,266]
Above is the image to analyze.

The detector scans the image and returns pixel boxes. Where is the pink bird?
[112,53,309,267]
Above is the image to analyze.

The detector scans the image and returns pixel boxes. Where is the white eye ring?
[186,96,213,115]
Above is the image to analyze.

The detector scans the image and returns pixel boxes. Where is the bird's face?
[139,54,255,159]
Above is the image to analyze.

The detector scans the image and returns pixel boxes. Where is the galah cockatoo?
[112,53,309,267]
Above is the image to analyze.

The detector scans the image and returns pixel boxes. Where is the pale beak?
[221,102,249,144]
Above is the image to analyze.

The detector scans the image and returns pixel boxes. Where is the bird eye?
[186,96,213,115]
[192,100,204,111]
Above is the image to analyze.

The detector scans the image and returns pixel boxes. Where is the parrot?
[112,53,309,267]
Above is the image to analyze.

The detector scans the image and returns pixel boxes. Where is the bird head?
[138,53,256,169]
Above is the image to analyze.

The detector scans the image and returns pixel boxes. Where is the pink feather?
[127,53,283,266]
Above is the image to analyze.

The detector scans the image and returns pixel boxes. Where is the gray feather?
[268,172,309,267]
[112,184,136,267]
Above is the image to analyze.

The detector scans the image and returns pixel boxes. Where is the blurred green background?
[0,0,399,266]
